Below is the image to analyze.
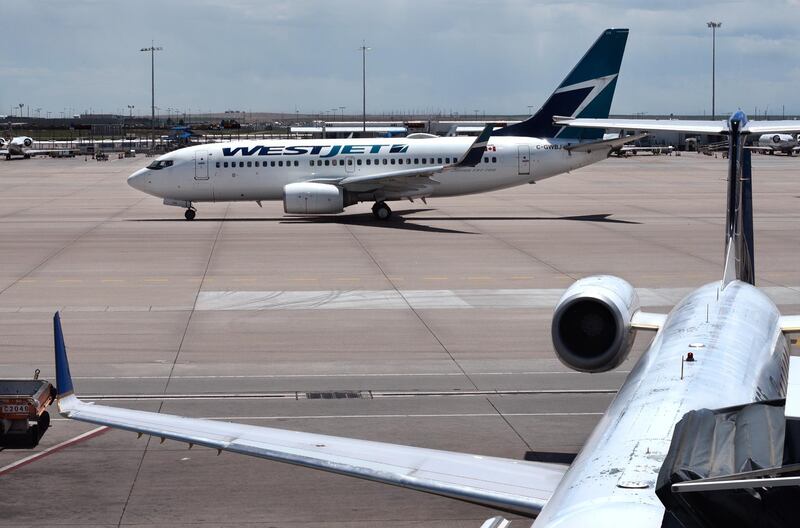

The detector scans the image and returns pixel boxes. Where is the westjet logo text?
[222,144,409,158]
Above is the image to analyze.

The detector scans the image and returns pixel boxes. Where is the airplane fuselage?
[534,280,790,527]
[127,136,609,206]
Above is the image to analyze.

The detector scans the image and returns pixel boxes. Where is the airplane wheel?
[372,202,391,220]
[184,209,196,221]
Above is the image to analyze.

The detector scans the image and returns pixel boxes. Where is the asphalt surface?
[1,151,799,527]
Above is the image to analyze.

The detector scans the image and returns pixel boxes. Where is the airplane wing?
[52,313,566,517]
[308,125,493,197]
[779,315,800,333]
[631,311,667,331]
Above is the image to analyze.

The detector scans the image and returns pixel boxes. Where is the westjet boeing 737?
[127,29,636,220]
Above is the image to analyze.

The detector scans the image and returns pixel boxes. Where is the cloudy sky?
[2,0,799,118]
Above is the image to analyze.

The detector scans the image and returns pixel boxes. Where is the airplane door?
[517,145,530,175]
[345,156,355,173]
[195,150,209,180]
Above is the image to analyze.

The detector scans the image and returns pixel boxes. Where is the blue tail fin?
[53,312,75,397]
[494,28,628,140]
[722,111,755,286]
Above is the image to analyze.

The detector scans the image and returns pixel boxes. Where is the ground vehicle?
[0,373,55,448]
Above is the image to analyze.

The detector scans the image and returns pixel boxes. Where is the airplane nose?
[127,169,149,191]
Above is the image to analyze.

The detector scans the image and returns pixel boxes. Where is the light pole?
[127,105,135,118]
[18,103,24,118]
[339,106,346,122]
[527,105,534,116]
[358,41,371,133]
[140,42,163,148]
[707,22,721,120]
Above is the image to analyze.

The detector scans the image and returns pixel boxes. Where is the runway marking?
[0,426,109,477]
[144,278,169,283]
[81,388,618,401]
[195,286,800,311]
[52,412,604,422]
[101,279,124,283]
[60,370,631,380]
[55,279,82,284]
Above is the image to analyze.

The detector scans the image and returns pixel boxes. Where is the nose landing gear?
[184,208,196,221]
[372,201,392,220]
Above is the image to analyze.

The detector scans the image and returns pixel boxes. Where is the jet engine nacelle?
[0,138,5,147]
[283,182,344,214]
[551,275,640,373]
[22,137,32,148]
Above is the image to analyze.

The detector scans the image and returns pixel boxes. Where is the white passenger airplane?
[749,132,799,155]
[0,134,36,159]
[51,111,800,527]
[127,29,637,220]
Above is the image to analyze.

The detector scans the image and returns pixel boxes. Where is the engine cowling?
[22,137,33,148]
[551,275,640,373]
[0,138,5,147]
[283,182,344,214]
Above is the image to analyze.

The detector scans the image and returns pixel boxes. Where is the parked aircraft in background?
[1,134,36,159]
[749,133,799,155]
[127,29,637,220]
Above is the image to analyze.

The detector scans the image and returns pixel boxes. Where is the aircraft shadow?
[129,211,638,233]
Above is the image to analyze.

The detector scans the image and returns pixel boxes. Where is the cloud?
[2,0,799,116]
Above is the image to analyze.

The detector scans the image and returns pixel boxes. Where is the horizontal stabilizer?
[565,132,648,152]
[555,116,800,136]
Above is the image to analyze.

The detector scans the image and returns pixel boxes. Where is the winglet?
[456,124,493,167]
[54,312,75,397]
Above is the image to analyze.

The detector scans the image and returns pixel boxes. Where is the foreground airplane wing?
[52,313,566,517]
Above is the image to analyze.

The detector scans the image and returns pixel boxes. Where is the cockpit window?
[147,160,174,170]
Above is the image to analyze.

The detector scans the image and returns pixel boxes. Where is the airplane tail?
[722,112,755,286]
[494,28,628,140]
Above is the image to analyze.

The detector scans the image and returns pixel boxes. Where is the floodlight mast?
[707,22,721,120]
[140,42,163,149]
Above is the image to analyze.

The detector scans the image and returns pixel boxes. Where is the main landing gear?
[372,201,392,220]
[184,208,196,221]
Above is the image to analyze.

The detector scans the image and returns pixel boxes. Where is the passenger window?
[383,159,388,165]
[357,159,362,165]
[223,162,228,168]
[271,161,276,167]
[294,161,299,167]
[247,161,252,167]
[239,161,244,168]
[390,159,395,165]
[215,162,220,168]
[347,159,353,165]
[278,161,283,167]
[492,156,497,163]
[437,157,442,164]
[430,158,434,164]
[446,157,451,163]
[366,159,371,165]
[414,158,419,164]
[398,159,403,165]
[255,161,260,167]
[421,158,426,164]
[325,160,330,166]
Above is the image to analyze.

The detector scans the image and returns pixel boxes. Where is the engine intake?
[551,275,639,373]
[283,182,344,214]
[23,137,33,148]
